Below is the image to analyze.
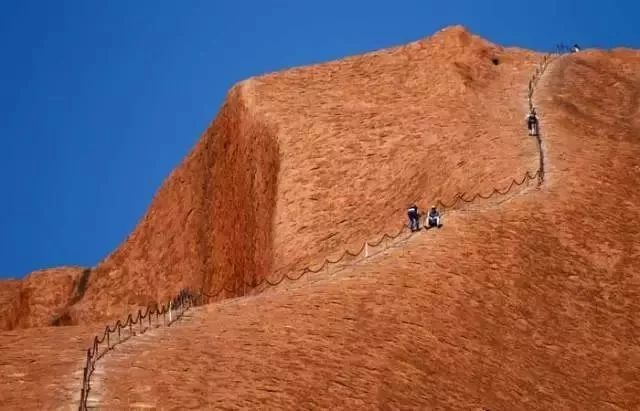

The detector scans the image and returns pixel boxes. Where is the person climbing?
[407,204,420,232]
[526,108,539,136]
[426,205,442,229]
[572,44,581,53]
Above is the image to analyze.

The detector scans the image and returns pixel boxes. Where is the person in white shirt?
[426,206,442,229]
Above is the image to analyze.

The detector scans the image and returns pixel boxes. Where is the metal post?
[80,366,87,407]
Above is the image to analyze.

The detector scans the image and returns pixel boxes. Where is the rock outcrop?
[0,267,86,330]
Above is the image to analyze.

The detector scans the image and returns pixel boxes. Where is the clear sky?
[1,0,638,279]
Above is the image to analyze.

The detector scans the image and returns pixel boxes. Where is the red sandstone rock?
[0,279,20,330]
[0,267,86,330]
[1,26,640,409]
[68,25,542,326]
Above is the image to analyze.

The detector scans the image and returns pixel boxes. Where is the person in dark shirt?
[407,204,420,232]
[526,108,539,136]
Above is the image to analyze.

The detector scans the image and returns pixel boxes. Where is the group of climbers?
[406,105,541,231]
[404,61,555,231]
[407,204,442,232]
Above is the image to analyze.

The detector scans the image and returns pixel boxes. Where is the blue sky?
[1,0,638,278]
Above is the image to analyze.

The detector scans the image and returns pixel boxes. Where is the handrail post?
[80,365,87,405]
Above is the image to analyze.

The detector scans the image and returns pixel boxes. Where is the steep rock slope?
[69,26,541,325]
[0,324,97,409]
[94,50,640,409]
[68,88,280,325]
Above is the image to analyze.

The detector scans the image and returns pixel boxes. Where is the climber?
[426,205,442,229]
[572,44,581,53]
[407,204,420,232]
[526,108,539,136]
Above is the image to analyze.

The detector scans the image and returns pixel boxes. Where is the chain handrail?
[78,289,195,410]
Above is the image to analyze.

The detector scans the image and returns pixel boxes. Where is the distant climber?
[426,205,442,229]
[572,44,581,53]
[407,204,421,232]
[526,108,539,136]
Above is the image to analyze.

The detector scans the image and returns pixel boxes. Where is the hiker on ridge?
[526,108,539,136]
[407,204,420,232]
[572,44,581,53]
[426,205,442,229]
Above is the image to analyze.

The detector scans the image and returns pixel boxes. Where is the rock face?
[0,280,21,330]
[67,87,281,325]
[64,25,541,326]
[0,267,86,330]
